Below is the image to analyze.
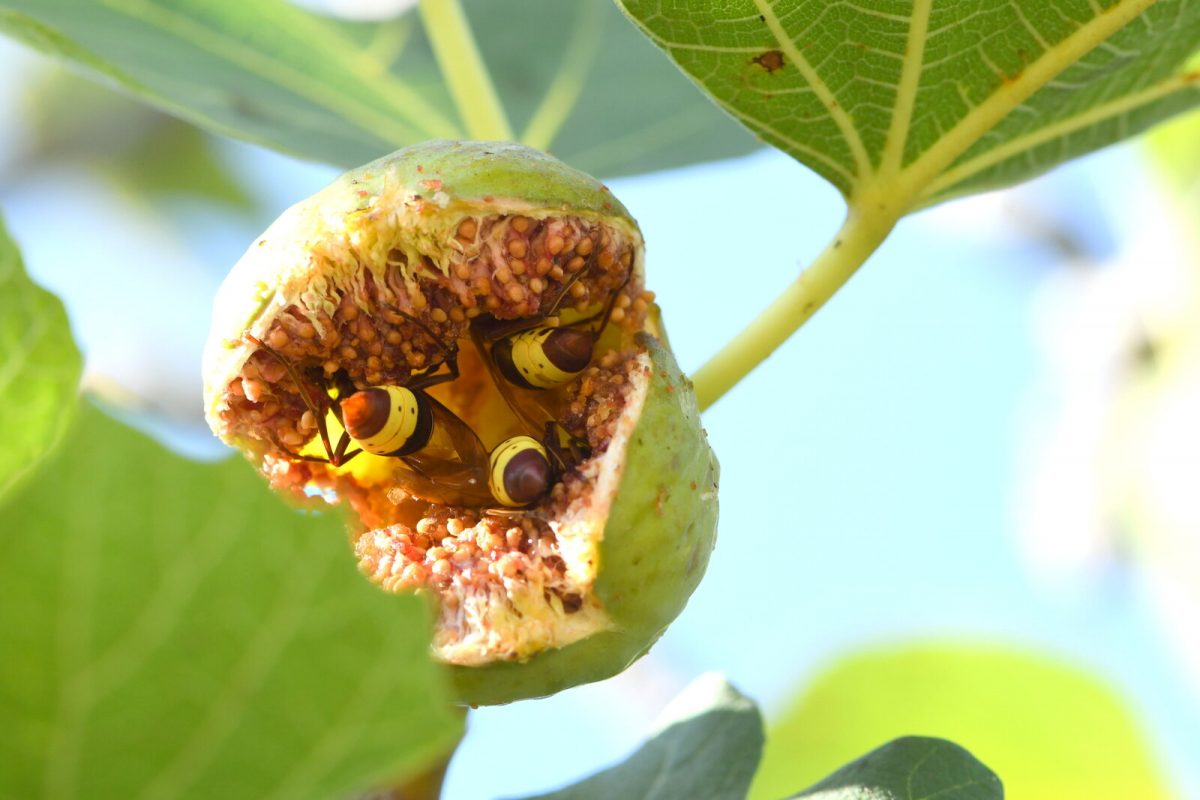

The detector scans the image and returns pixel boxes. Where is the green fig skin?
[450,335,718,706]
[203,141,718,707]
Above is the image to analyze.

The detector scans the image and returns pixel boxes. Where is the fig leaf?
[519,674,763,800]
[0,0,755,176]
[0,403,463,800]
[752,644,1167,800]
[790,737,1002,800]
[0,212,80,504]
[617,0,1200,207]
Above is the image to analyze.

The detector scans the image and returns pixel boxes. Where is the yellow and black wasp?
[470,259,633,471]
[248,312,556,509]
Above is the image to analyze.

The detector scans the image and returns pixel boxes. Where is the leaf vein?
[896,0,1163,205]
[709,96,858,186]
[753,0,872,181]
[880,0,932,175]
[136,534,330,799]
[920,68,1198,200]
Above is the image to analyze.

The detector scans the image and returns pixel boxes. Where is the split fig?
[202,141,718,705]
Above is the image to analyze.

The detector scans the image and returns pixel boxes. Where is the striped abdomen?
[492,327,595,390]
[340,385,433,457]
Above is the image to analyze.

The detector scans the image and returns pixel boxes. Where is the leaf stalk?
[692,203,899,411]
[417,0,514,141]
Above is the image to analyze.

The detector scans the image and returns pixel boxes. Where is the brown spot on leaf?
[753,50,786,73]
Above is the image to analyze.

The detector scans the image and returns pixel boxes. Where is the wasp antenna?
[245,334,338,462]
[542,263,590,318]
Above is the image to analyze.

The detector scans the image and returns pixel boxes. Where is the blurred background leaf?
[521,674,763,800]
[0,402,463,799]
[0,211,80,501]
[7,64,254,209]
[0,0,757,177]
[463,0,757,176]
[792,737,1001,800]
[616,0,1200,204]
[0,0,459,167]
[1148,110,1200,194]
[750,643,1170,800]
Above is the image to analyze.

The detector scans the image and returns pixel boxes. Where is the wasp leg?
[330,434,361,467]
[407,342,461,391]
[541,420,590,472]
[541,421,571,474]
[566,433,592,464]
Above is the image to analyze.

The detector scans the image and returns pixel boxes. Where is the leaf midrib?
[871,0,1163,212]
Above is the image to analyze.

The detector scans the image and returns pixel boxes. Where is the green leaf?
[792,737,1002,800]
[467,0,757,176]
[0,213,81,502]
[21,67,255,209]
[0,0,460,169]
[0,403,463,800]
[750,644,1170,800]
[1147,103,1200,191]
[521,674,764,800]
[0,0,755,176]
[617,0,1200,207]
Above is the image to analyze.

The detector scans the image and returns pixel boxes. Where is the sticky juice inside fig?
[214,211,655,665]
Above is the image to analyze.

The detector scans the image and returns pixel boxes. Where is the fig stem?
[417,0,514,141]
[692,203,899,411]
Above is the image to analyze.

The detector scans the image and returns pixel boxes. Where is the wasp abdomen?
[342,386,432,457]
[497,327,595,390]
[489,436,552,507]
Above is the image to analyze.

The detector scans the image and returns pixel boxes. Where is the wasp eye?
[341,388,391,440]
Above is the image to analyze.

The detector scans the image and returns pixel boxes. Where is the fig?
[202,141,718,705]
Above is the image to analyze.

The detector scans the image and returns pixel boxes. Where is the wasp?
[470,261,632,466]
[247,315,558,509]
